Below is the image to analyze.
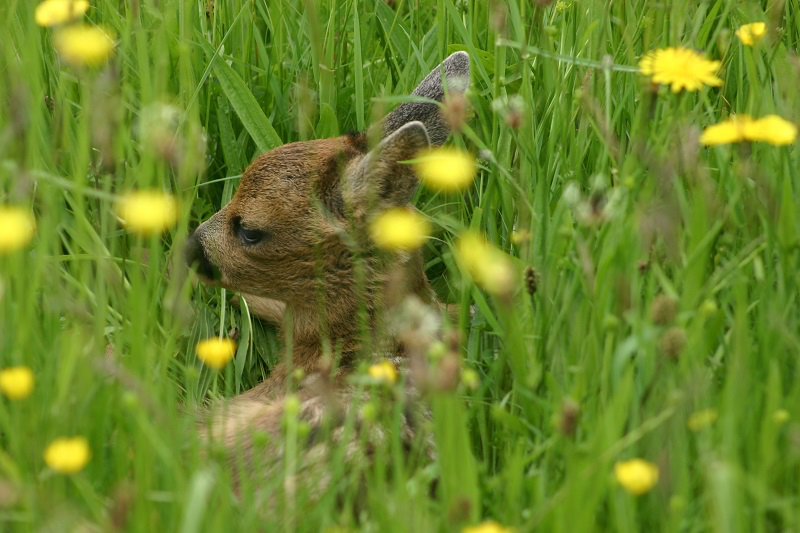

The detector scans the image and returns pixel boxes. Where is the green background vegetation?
[2,0,800,531]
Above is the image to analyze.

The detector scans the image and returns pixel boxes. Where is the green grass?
[2,0,800,531]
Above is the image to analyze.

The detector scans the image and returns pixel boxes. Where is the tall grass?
[2,0,800,531]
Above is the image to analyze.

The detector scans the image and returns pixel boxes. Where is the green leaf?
[198,37,282,154]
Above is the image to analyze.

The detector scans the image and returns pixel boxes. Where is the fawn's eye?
[238,226,265,245]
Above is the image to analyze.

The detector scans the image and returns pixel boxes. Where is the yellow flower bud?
[195,338,236,370]
[44,437,90,474]
[0,367,34,400]
[614,458,659,495]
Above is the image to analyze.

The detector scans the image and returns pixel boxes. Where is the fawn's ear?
[382,51,470,146]
[345,121,430,208]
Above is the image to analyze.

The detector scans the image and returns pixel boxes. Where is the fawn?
[185,52,470,477]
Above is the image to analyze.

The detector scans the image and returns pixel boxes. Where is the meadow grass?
[2,0,800,531]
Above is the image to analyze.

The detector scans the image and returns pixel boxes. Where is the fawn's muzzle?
[185,231,219,282]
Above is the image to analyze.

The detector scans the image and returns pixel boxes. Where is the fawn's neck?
[287,251,436,371]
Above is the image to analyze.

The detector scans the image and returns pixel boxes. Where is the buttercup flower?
[54,25,114,67]
[614,458,659,495]
[44,437,90,474]
[639,47,722,92]
[736,22,767,46]
[35,0,89,27]
[368,360,397,384]
[457,232,515,296]
[369,208,431,251]
[117,191,178,235]
[687,408,718,432]
[414,147,476,192]
[0,206,36,254]
[462,521,513,533]
[195,338,236,370]
[701,114,797,146]
[0,367,35,400]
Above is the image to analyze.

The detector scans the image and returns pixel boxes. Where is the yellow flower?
[700,115,755,146]
[195,338,236,370]
[745,115,798,145]
[639,47,722,92]
[414,147,477,192]
[457,232,515,296]
[614,458,659,495]
[35,0,89,27]
[54,25,114,67]
[462,521,513,533]
[736,22,767,46]
[44,437,90,474]
[369,208,431,251]
[0,206,36,254]
[701,114,797,146]
[117,191,178,236]
[687,408,718,432]
[0,367,34,400]
[368,360,397,384]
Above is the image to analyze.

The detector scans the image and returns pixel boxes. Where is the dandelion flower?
[0,367,34,400]
[639,47,722,92]
[117,191,178,235]
[0,206,36,254]
[745,115,798,145]
[462,521,513,533]
[369,208,431,251]
[35,0,89,27]
[54,25,114,67]
[195,338,236,370]
[701,114,797,146]
[614,458,659,495]
[700,115,755,146]
[368,360,397,384]
[414,147,476,192]
[44,437,90,474]
[687,408,718,432]
[457,232,515,296]
[736,22,767,46]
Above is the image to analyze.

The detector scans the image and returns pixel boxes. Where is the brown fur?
[186,53,470,478]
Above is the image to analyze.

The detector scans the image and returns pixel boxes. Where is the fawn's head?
[186,52,470,308]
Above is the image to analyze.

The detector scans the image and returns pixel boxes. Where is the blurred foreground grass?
[1,0,800,531]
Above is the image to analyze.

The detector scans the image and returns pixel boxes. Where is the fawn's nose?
[185,231,218,281]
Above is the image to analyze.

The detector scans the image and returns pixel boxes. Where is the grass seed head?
[650,294,678,325]
[659,327,688,359]
[524,265,540,296]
